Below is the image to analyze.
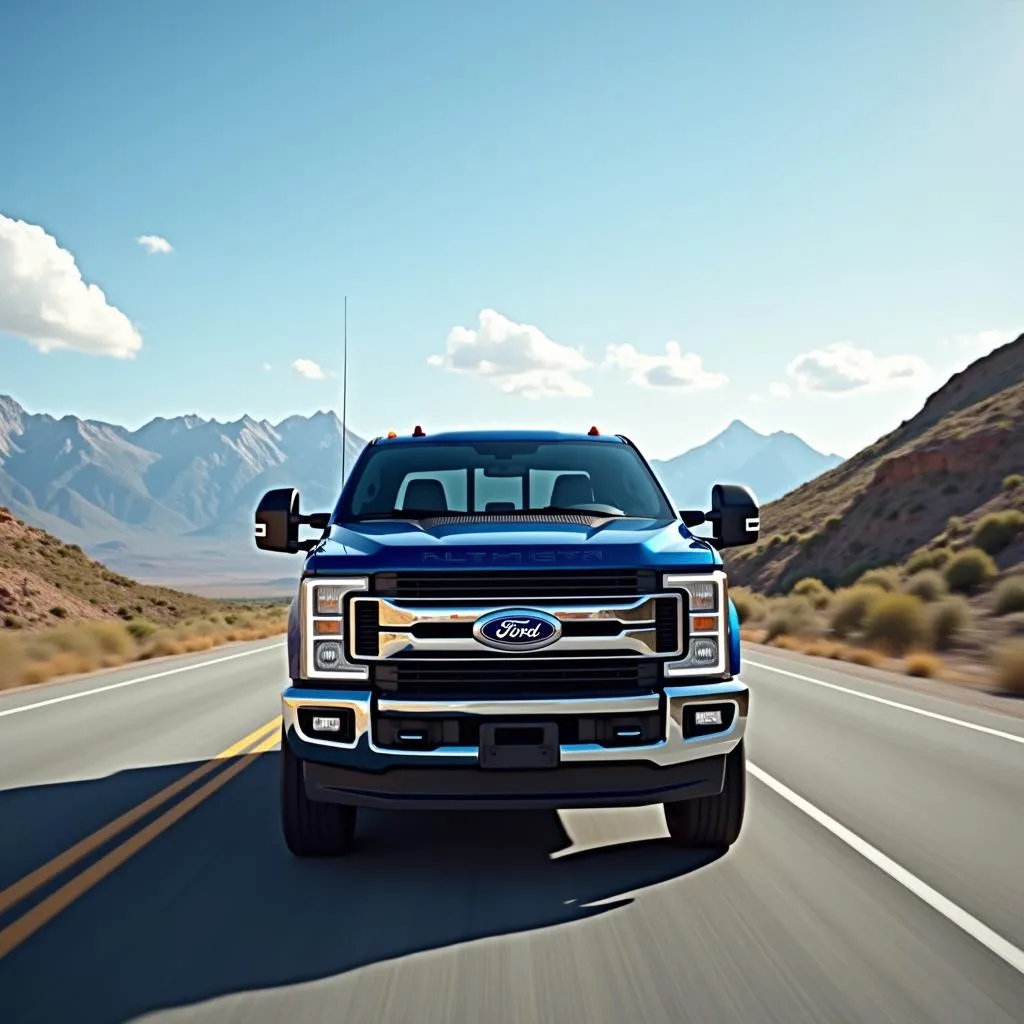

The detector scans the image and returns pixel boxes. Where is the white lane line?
[746,658,1024,746]
[747,761,1024,976]
[0,643,286,719]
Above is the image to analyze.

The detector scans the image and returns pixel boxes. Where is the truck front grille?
[370,569,657,601]
[372,657,660,700]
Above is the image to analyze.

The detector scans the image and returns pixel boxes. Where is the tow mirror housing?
[678,484,760,550]
[255,488,331,554]
[710,483,760,549]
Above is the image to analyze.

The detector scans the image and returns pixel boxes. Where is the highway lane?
[0,640,1021,1023]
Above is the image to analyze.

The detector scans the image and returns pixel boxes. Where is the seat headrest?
[402,478,449,512]
[550,473,594,508]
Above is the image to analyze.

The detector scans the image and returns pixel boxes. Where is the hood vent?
[416,513,607,528]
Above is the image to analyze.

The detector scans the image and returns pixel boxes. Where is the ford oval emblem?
[472,609,562,652]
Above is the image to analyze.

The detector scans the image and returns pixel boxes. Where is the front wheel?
[280,726,358,856]
[664,740,746,851]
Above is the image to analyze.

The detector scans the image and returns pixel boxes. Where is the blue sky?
[0,0,1020,460]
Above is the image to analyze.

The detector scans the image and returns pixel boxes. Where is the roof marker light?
[386,431,397,439]
[413,425,426,437]
[588,426,600,436]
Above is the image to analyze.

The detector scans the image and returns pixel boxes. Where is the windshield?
[336,440,675,520]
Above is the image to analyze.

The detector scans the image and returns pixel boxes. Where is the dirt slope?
[0,506,239,630]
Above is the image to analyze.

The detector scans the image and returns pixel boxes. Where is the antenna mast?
[340,295,349,486]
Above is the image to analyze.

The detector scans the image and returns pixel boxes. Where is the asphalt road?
[0,639,1022,1023]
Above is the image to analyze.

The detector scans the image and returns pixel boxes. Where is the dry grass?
[0,607,289,690]
[904,652,942,678]
[846,647,885,667]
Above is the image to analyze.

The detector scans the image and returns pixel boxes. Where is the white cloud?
[768,381,791,398]
[786,342,930,395]
[263,363,273,371]
[136,234,173,254]
[603,341,727,391]
[0,213,142,359]
[428,308,593,398]
[957,328,1013,357]
[292,358,328,380]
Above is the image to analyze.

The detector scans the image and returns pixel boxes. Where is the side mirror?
[255,488,331,554]
[710,483,760,549]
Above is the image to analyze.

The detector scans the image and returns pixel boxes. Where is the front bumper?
[282,679,748,810]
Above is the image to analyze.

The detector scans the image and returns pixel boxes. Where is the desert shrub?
[829,585,884,637]
[902,570,947,603]
[730,587,764,624]
[946,515,967,537]
[993,640,1024,694]
[944,547,997,592]
[857,566,902,592]
[971,510,1024,555]
[126,618,160,641]
[993,577,1024,616]
[49,606,68,619]
[863,593,929,656]
[929,596,971,651]
[904,652,941,678]
[791,577,832,609]
[1003,474,1023,492]
[764,596,817,641]
[905,548,953,575]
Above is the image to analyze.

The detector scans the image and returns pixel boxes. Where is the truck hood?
[304,516,721,574]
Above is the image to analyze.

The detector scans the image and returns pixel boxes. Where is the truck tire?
[663,740,746,851]
[280,726,357,856]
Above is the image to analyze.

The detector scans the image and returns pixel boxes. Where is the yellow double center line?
[0,714,282,960]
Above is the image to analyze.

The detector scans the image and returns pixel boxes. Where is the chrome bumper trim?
[377,694,659,716]
[282,679,747,766]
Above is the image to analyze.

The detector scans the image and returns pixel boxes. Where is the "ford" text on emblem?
[472,608,562,652]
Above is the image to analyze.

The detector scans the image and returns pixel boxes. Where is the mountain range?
[649,420,842,510]
[0,396,840,594]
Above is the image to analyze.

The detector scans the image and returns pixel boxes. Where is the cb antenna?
[340,295,349,487]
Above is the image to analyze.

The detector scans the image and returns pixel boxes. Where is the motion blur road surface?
[0,639,1022,1023]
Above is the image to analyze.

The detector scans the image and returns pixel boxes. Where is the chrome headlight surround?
[661,569,729,678]
[300,576,370,681]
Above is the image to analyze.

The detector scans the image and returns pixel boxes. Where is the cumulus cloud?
[428,308,592,398]
[786,342,930,395]
[602,341,727,391]
[0,213,142,359]
[768,381,791,398]
[292,358,328,380]
[136,234,173,254]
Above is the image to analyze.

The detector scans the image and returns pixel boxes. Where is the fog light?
[312,716,341,732]
[691,638,718,665]
[694,709,723,727]
[315,641,342,670]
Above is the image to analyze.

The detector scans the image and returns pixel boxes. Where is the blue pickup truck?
[254,427,759,857]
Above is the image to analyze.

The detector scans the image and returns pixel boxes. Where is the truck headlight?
[661,571,728,677]
[302,577,370,680]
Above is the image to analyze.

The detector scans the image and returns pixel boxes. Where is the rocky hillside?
[0,505,254,631]
[727,333,1024,593]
